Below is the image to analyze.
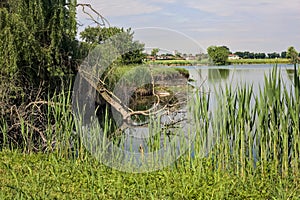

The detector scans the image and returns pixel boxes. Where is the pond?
[82,63,299,172]
[179,63,298,164]
[181,63,296,97]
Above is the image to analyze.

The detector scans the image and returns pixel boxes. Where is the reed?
[194,65,300,178]
[0,65,299,198]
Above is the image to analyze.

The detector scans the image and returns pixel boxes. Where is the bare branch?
[73,3,111,27]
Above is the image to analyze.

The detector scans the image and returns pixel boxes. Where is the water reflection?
[185,64,296,164]
[286,69,295,81]
[208,68,230,82]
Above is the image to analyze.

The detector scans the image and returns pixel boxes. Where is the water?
[181,64,296,94]
[180,63,298,163]
[97,64,298,170]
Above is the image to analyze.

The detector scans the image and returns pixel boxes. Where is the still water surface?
[180,63,297,161]
[103,64,298,170]
[182,64,296,95]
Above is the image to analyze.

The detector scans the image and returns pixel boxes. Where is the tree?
[235,51,244,58]
[281,51,287,58]
[248,52,255,59]
[0,1,188,151]
[151,48,160,57]
[207,46,230,65]
[267,52,280,59]
[80,26,145,65]
[287,46,299,64]
[0,0,81,150]
[221,46,232,54]
[0,0,79,87]
[254,53,266,59]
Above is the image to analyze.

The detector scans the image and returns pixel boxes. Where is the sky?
[77,0,300,54]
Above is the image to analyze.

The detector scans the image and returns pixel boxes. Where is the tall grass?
[0,66,300,198]
[193,65,300,178]
[1,66,299,176]
[0,84,83,157]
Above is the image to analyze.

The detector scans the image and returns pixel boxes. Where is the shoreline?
[147,58,292,67]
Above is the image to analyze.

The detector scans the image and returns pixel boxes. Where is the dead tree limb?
[79,69,174,128]
[65,3,111,27]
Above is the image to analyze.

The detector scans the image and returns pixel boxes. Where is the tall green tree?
[0,0,80,150]
[207,46,230,65]
[0,0,79,87]
[151,48,160,57]
[287,46,299,64]
[80,26,145,65]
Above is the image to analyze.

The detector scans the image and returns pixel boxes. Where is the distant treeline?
[228,58,290,65]
[233,51,300,59]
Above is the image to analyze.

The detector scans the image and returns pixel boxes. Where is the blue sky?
[77,0,300,54]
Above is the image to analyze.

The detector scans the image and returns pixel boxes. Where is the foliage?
[0,85,75,152]
[151,48,160,57]
[0,151,299,199]
[234,51,287,59]
[228,58,290,64]
[0,66,300,198]
[281,51,287,58]
[0,0,80,149]
[207,46,230,65]
[0,0,79,84]
[287,46,299,64]
[80,26,145,65]
[267,52,280,58]
[149,59,204,66]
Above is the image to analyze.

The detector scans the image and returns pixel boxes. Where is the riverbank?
[228,58,290,65]
[147,58,291,66]
[148,59,209,66]
[1,66,299,199]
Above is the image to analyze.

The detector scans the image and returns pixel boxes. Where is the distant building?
[146,55,156,61]
[185,55,197,61]
[173,50,178,56]
[228,54,240,60]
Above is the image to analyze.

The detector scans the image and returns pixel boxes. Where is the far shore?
[228,58,290,65]
[148,58,292,66]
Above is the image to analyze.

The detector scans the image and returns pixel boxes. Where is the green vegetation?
[80,26,145,65]
[106,64,189,84]
[0,0,78,88]
[228,58,290,64]
[149,59,206,66]
[0,149,299,199]
[0,67,300,198]
[0,1,146,150]
[151,48,160,57]
[287,46,299,64]
[0,0,79,151]
[1,1,300,199]
[207,46,230,65]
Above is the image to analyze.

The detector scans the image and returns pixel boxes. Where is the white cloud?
[149,0,177,3]
[75,0,300,52]
[184,0,300,17]
[77,0,161,18]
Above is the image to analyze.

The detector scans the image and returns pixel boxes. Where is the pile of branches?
[0,78,74,152]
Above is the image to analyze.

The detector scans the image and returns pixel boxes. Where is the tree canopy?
[80,26,145,65]
[151,48,160,57]
[0,0,79,91]
[0,0,147,149]
[287,46,299,64]
[207,46,230,65]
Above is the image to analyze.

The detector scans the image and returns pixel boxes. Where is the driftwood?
[78,68,188,137]
[79,69,169,125]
